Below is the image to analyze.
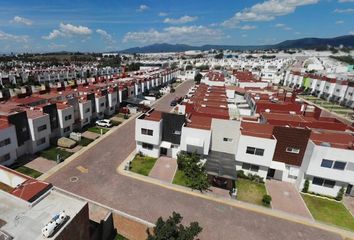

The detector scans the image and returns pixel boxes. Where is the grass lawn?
[130,155,157,176]
[87,126,110,135]
[172,169,189,187]
[302,194,354,231]
[236,178,267,206]
[40,146,73,161]
[15,166,42,178]
[114,234,127,240]
[78,137,94,146]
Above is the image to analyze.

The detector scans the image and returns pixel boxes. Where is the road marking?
[76,165,88,173]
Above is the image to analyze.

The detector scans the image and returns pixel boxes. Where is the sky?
[0,0,353,52]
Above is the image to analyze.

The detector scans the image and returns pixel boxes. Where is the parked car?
[170,100,177,106]
[95,119,112,128]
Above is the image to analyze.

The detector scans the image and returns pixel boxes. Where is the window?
[141,128,153,136]
[321,159,333,168]
[312,177,335,188]
[333,161,346,170]
[173,130,181,135]
[64,126,70,133]
[0,153,11,163]
[36,138,46,146]
[64,115,72,121]
[100,102,105,107]
[223,138,233,142]
[246,146,264,156]
[286,147,300,154]
[142,142,153,150]
[242,163,259,172]
[85,108,90,113]
[22,127,27,132]
[0,138,11,147]
[37,124,47,132]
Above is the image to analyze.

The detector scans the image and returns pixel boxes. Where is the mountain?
[119,35,354,53]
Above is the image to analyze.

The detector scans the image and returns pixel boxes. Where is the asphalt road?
[47,80,342,240]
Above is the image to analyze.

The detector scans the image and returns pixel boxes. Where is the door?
[267,168,275,178]
[160,147,167,156]
[346,184,353,195]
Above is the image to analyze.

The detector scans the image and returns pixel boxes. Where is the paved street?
[46,80,342,240]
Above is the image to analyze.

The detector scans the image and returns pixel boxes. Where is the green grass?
[114,234,127,240]
[77,137,94,146]
[236,178,267,206]
[172,169,189,187]
[111,120,121,126]
[40,146,73,161]
[15,166,42,178]
[130,155,157,176]
[302,194,354,231]
[87,126,110,134]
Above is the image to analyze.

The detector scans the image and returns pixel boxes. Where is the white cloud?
[350,31,354,35]
[336,20,344,24]
[338,0,354,2]
[11,16,33,26]
[334,8,354,13]
[96,29,115,44]
[163,15,198,24]
[0,30,29,42]
[137,5,149,12]
[275,23,292,30]
[242,34,248,37]
[239,25,257,30]
[222,0,319,28]
[123,25,224,45]
[159,12,168,16]
[49,43,67,49]
[43,22,92,40]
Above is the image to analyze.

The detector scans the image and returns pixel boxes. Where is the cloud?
[49,43,67,49]
[334,8,354,13]
[163,15,198,24]
[123,25,224,45]
[43,22,92,40]
[222,0,319,28]
[96,29,115,44]
[336,20,344,24]
[11,16,33,26]
[137,5,149,12]
[275,23,292,30]
[239,25,257,30]
[350,31,354,35]
[338,0,354,2]
[0,30,29,42]
[158,12,168,16]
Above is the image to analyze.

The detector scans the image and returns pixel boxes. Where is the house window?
[0,153,11,163]
[246,146,264,156]
[100,102,105,107]
[286,147,300,154]
[333,161,346,170]
[0,138,11,147]
[223,138,233,142]
[312,177,335,188]
[142,142,153,150]
[321,159,333,168]
[37,124,47,132]
[64,115,72,121]
[36,138,46,146]
[141,128,153,136]
[242,163,259,172]
[173,130,181,135]
[64,126,70,133]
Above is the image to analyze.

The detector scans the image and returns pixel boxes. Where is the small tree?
[262,194,272,206]
[147,212,202,240]
[336,187,345,201]
[194,73,202,84]
[302,179,310,193]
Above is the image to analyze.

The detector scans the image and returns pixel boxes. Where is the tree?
[177,152,210,192]
[262,194,272,206]
[194,73,202,84]
[302,179,310,193]
[214,53,223,59]
[147,212,202,240]
[336,187,345,201]
[185,65,193,70]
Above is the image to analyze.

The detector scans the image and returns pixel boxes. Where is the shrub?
[262,194,272,206]
[302,179,310,193]
[336,187,345,201]
[236,170,246,179]
[123,114,129,119]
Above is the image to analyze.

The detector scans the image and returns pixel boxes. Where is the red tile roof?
[186,115,212,130]
[241,121,274,139]
[310,131,354,150]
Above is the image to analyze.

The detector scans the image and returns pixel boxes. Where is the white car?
[95,119,112,128]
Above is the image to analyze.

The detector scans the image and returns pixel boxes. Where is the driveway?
[343,196,354,217]
[266,180,313,219]
[45,80,341,240]
[148,157,177,183]
[25,157,57,173]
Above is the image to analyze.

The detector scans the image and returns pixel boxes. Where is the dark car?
[170,100,177,106]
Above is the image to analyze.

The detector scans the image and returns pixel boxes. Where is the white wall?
[180,126,211,156]
[135,117,162,158]
[211,119,240,155]
[27,114,51,153]
[79,101,92,127]
[0,126,18,166]
[58,106,74,137]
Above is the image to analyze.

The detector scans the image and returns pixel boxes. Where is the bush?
[262,194,272,206]
[302,179,310,193]
[123,114,129,119]
[336,187,345,201]
[236,170,264,184]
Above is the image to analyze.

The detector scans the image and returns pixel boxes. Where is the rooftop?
[310,131,354,150]
[140,109,162,122]
[240,121,275,139]
[186,114,212,130]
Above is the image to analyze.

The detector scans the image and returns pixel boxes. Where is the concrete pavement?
[45,80,346,240]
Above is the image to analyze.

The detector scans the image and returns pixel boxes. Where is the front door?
[346,184,353,195]
[267,168,275,178]
[160,147,167,156]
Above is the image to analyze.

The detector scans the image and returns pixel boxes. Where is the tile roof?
[240,121,275,139]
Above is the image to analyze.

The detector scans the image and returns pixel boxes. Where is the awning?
[270,161,286,171]
[186,137,204,147]
[160,141,172,149]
